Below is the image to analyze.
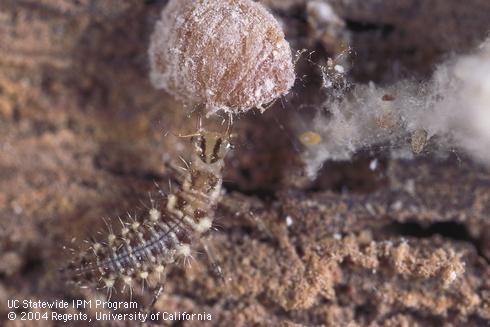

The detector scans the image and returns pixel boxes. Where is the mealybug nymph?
[148,0,296,114]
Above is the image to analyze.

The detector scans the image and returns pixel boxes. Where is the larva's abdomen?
[67,208,195,292]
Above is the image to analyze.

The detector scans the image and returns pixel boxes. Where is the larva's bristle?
[63,129,231,298]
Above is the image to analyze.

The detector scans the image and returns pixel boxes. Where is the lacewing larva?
[63,129,232,301]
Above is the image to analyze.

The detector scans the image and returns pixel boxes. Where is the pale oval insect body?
[411,129,428,154]
[299,131,322,145]
[149,0,296,114]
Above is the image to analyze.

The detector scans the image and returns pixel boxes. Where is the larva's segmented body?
[64,130,231,298]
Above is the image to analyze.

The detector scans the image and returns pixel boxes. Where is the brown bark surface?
[0,1,489,326]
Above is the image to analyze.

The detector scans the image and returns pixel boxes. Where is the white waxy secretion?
[149,0,295,114]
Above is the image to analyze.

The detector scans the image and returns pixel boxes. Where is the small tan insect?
[411,129,428,154]
[376,94,399,131]
[299,131,322,145]
[148,0,296,114]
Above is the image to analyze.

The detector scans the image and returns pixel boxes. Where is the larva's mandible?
[64,130,231,298]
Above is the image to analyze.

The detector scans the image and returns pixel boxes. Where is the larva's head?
[192,131,231,164]
[149,0,295,114]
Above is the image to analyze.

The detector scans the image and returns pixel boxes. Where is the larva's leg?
[201,238,229,287]
[220,195,273,238]
[140,284,164,326]
[246,211,273,239]
[148,285,164,312]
